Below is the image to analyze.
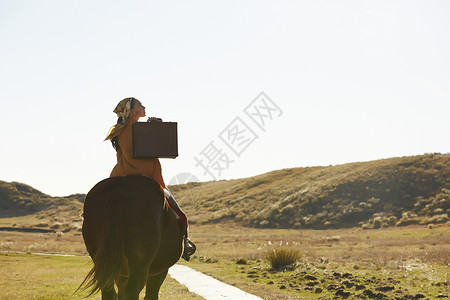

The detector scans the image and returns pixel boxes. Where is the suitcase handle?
[147,117,162,122]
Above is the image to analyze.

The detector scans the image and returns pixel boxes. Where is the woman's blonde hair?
[105,97,138,150]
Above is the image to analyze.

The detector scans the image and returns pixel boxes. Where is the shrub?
[195,255,218,263]
[428,214,449,224]
[259,220,269,226]
[265,247,302,271]
[396,217,420,227]
[50,222,62,229]
[373,217,382,229]
[388,216,397,226]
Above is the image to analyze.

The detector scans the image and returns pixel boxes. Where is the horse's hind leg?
[144,270,168,300]
[117,275,128,300]
[101,284,117,300]
[122,261,149,300]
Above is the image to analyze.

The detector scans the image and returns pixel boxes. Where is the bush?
[34,222,48,228]
[265,247,302,271]
[373,217,382,229]
[428,214,449,224]
[396,217,420,227]
[388,216,397,226]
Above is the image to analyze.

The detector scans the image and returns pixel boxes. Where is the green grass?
[0,253,95,299]
[0,253,203,300]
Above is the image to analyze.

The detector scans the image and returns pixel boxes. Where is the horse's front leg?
[144,270,168,300]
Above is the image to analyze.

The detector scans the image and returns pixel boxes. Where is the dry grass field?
[0,221,449,299]
[184,222,449,299]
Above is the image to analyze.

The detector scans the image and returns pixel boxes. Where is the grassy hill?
[0,181,83,217]
[170,153,449,229]
[1,153,449,229]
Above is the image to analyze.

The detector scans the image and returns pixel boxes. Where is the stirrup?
[182,238,196,261]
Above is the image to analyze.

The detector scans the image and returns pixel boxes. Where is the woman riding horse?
[104,97,196,259]
[78,97,195,299]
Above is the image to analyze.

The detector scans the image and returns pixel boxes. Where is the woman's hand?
[147,117,162,122]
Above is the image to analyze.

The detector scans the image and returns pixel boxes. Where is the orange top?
[110,122,166,188]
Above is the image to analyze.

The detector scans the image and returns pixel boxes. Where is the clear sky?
[1,1,449,196]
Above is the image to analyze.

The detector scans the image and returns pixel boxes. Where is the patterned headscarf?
[104,97,135,141]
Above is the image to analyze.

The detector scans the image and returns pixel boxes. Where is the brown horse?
[78,175,183,300]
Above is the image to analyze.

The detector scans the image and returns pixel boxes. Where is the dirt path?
[169,264,262,300]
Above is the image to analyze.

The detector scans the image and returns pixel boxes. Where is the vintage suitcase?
[132,121,178,159]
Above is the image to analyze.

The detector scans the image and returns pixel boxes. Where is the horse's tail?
[77,189,126,296]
